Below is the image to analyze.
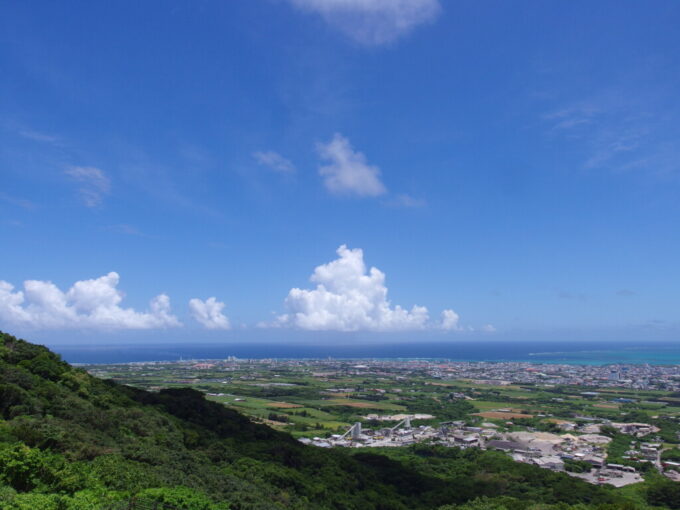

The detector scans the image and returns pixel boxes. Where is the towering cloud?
[317,134,387,197]
[189,297,231,330]
[277,245,428,331]
[275,245,493,333]
[0,272,180,329]
[288,0,441,46]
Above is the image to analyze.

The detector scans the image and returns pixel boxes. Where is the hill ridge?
[0,331,677,509]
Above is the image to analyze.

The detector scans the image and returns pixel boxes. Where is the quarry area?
[299,418,652,486]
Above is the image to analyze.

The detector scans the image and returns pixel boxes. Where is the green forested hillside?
[0,331,678,510]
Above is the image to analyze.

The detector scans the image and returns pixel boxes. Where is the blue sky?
[1,0,679,345]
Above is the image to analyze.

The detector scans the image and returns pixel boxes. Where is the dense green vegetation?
[661,448,680,462]
[90,357,680,444]
[0,331,678,509]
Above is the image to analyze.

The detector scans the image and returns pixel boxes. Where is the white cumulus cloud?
[288,0,441,46]
[440,310,495,333]
[440,309,462,331]
[0,272,181,330]
[317,134,387,197]
[189,297,231,330]
[277,245,429,331]
[64,166,111,207]
[253,151,296,173]
[386,193,427,208]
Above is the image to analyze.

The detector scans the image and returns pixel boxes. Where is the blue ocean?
[48,340,680,365]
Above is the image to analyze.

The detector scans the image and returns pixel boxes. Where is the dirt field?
[261,419,290,426]
[474,411,534,419]
[329,399,377,408]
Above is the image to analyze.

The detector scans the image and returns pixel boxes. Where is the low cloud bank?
[0,272,180,330]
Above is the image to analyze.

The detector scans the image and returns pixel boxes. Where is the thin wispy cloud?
[384,193,426,208]
[583,129,646,170]
[0,192,36,210]
[18,128,61,145]
[288,0,441,46]
[104,224,147,237]
[543,105,599,131]
[253,150,296,173]
[65,166,111,207]
[317,133,387,197]
[557,290,587,301]
[116,148,228,222]
[542,93,679,177]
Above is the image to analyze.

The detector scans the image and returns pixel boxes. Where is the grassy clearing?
[297,398,407,411]
[471,401,519,411]
[326,398,407,410]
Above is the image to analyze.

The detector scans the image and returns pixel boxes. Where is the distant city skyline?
[1,1,679,345]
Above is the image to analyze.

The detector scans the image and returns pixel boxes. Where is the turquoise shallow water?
[526,347,680,365]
